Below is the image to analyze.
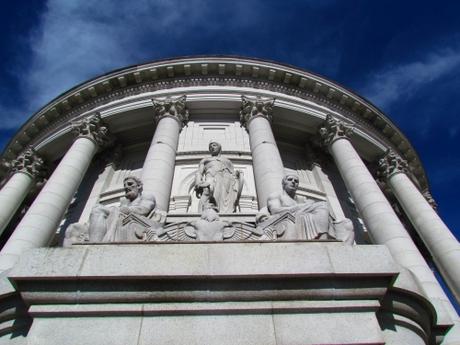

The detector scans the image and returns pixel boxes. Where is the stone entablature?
[0,57,428,191]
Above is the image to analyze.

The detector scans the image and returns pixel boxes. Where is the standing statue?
[194,141,244,213]
[65,176,159,244]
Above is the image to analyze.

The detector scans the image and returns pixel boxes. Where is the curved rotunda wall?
[0,56,428,190]
[1,57,460,345]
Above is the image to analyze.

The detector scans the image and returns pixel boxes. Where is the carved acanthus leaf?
[152,95,189,126]
[10,146,47,179]
[318,114,354,146]
[240,95,275,126]
[71,113,114,148]
[377,149,409,180]
[422,190,438,211]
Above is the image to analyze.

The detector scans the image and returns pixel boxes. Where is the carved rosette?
[377,149,409,180]
[240,95,275,127]
[71,113,114,148]
[10,146,47,180]
[318,114,354,147]
[152,95,189,127]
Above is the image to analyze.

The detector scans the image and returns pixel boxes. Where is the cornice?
[0,56,428,189]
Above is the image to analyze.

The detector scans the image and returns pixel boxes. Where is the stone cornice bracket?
[239,95,275,128]
[9,146,47,180]
[318,114,354,147]
[71,113,114,149]
[152,95,189,127]
[377,148,409,180]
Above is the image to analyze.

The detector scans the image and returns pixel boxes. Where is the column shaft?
[0,137,97,271]
[141,116,181,211]
[388,172,460,303]
[330,138,458,322]
[0,173,34,235]
[247,116,284,209]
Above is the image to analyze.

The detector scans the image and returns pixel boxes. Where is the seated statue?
[194,141,243,213]
[65,176,161,245]
[257,174,354,244]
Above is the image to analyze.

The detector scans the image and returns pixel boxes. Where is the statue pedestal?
[7,242,449,345]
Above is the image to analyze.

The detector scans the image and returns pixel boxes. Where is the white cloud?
[360,48,460,109]
[5,0,261,128]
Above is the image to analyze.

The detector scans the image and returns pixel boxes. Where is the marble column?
[379,149,460,304]
[0,148,46,236]
[141,95,188,212]
[0,113,112,271]
[318,114,458,324]
[240,96,284,209]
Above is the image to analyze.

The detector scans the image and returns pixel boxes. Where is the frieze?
[1,61,427,190]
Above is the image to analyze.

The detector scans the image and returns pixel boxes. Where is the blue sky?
[0,1,459,241]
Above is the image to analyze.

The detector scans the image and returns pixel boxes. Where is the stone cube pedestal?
[5,242,447,345]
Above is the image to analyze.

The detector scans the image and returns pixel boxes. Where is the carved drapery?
[318,114,354,147]
[240,95,275,127]
[152,95,189,127]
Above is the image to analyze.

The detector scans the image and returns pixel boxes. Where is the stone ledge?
[9,242,398,279]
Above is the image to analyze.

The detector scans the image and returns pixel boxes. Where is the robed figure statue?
[194,141,244,213]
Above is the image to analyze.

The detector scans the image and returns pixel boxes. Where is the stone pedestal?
[7,242,447,345]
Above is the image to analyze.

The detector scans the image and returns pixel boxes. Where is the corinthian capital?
[152,95,189,126]
[422,190,438,211]
[318,114,354,147]
[71,113,114,148]
[377,149,408,180]
[10,146,47,180]
[240,95,275,127]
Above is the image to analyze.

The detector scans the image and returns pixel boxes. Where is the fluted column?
[0,148,46,235]
[141,96,188,212]
[379,149,460,304]
[240,96,284,209]
[318,114,458,323]
[0,113,112,271]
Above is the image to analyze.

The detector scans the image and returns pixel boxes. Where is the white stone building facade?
[0,56,459,344]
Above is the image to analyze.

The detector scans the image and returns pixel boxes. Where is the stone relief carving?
[71,112,114,148]
[256,174,354,244]
[64,176,165,245]
[152,95,189,126]
[149,208,266,242]
[318,114,354,147]
[240,95,275,126]
[194,141,244,213]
